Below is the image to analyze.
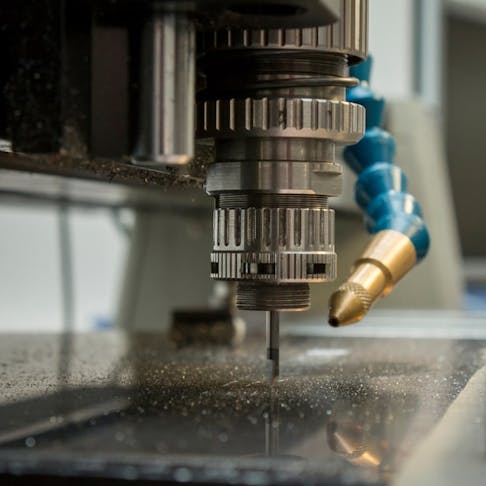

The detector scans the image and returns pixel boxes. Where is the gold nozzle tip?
[328,315,340,327]
[328,230,418,328]
[328,284,370,327]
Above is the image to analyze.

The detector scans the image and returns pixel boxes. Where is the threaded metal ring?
[237,283,310,311]
[198,76,358,99]
[216,194,328,209]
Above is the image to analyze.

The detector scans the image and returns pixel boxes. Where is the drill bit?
[266,311,280,382]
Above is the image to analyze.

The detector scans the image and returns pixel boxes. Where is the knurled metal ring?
[338,282,372,310]
[199,0,368,64]
[197,97,365,143]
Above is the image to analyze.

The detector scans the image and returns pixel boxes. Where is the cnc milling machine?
[0,2,481,486]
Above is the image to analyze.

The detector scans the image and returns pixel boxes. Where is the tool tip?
[266,311,280,381]
[328,284,369,327]
[328,316,340,327]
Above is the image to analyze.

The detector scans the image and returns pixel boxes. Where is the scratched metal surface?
[0,329,484,485]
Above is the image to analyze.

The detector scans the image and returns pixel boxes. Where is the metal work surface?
[0,152,205,192]
[0,151,211,210]
[0,324,485,485]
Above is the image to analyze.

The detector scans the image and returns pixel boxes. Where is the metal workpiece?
[199,0,368,312]
[329,230,417,327]
[132,12,195,167]
[0,329,483,485]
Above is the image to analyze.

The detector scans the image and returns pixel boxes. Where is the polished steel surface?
[0,324,484,485]
[206,160,343,196]
[133,12,195,167]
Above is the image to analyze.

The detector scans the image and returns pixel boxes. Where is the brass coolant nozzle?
[329,230,417,327]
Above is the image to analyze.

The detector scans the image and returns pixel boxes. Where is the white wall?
[368,0,415,100]
[0,206,63,331]
[368,0,443,108]
[70,209,130,331]
[0,204,129,332]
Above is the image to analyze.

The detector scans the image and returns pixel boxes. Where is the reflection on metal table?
[0,313,485,486]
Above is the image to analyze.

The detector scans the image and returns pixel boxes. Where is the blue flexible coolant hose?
[344,58,430,262]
